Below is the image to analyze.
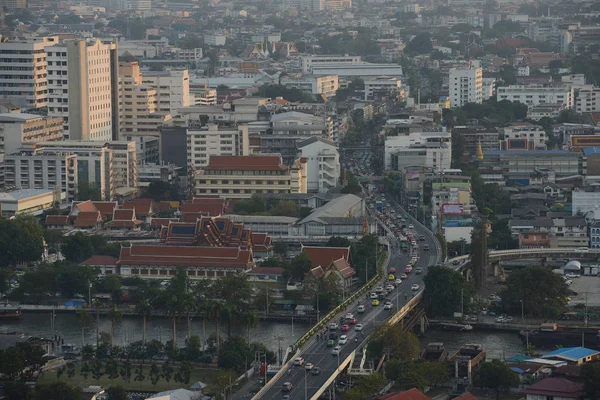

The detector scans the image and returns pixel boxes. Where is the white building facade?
[497,85,574,108]
[449,67,483,108]
[142,69,190,117]
[298,137,340,193]
[187,123,249,169]
[576,86,600,113]
[280,74,339,98]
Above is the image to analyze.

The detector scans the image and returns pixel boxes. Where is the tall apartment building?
[3,145,78,201]
[0,113,63,160]
[141,69,190,116]
[449,67,483,107]
[45,39,119,141]
[31,141,137,199]
[118,61,171,163]
[193,155,307,198]
[298,137,340,193]
[0,36,59,110]
[187,123,249,169]
[576,86,600,113]
[496,85,574,108]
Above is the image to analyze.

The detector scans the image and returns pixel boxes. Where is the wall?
[443,226,473,244]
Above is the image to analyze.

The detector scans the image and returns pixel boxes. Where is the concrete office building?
[118,61,171,164]
[0,113,63,161]
[0,36,59,110]
[449,67,483,107]
[364,77,403,101]
[298,137,340,193]
[280,74,339,98]
[46,39,119,141]
[142,69,190,117]
[576,86,600,113]
[497,85,574,109]
[3,147,78,201]
[193,155,307,198]
[187,123,249,169]
[300,55,361,73]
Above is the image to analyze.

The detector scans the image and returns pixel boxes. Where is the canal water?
[0,313,308,353]
[1,314,535,359]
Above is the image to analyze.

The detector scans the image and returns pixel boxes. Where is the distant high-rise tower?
[449,67,483,108]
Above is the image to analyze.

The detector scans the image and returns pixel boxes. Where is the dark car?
[311,367,321,375]
[329,332,338,340]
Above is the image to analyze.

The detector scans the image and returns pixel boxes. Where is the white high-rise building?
[0,36,59,110]
[298,137,340,193]
[142,70,190,117]
[449,67,483,108]
[576,86,600,113]
[496,85,574,109]
[46,39,119,141]
[187,123,249,170]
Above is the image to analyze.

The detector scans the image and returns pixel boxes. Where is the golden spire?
[476,139,484,160]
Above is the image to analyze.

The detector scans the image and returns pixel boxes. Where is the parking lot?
[567,275,600,307]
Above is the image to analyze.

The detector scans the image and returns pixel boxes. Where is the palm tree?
[220,303,238,338]
[76,307,93,349]
[167,295,183,351]
[135,298,152,346]
[198,301,210,347]
[107,306,122,347]
[210,300,223,351]
[243,310,258,345]
[181,292,197,341]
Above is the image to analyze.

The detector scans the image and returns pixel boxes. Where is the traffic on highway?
[259,192,440,399]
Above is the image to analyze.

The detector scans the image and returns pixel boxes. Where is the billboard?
[442,204,464,215]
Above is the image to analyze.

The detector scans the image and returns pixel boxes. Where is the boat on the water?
[421,342,448,362]
[0,304,21,319]
[519,323,600,349]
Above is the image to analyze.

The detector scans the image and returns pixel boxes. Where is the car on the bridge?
[347,317,358,325]
[415,268,423,274]
[341,324,350,331]
[419,235,425,241]
[411,284,420,291]
[395,278,402,285]
[423,244,430,251]
[371,299,380,306]
[370,293,378,299]
[311,367,321,376]
[282,382,293,392]
[293,357,305,366]
[408,224,414,229]
[345,312,354,319]
[388,274,395,281]
[401,273,408,279]
[339,335,348,344]
[384,302,393,310]
[329,322,338,330]
[389,268,396,274]
[357,305,366,313]
[452,260,460,266]
[327,339,336,347]
[386,284,395,291]
[332,346,341,356]
[305,363,314,370]
[405,266,413,273]
[355,324,363,331]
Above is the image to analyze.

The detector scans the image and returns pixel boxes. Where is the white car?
[384,303,393,310]
[411,284,420,291]
[329,322,338,330]
[332,346,341,356]
[345,313,354,320]
[386,284,395,291]
[357,305,366,313]
[370,293,377,299]
[339,335,348,344]
[355,324,363,331]
[395,279,402,285]
[408,224,414,229]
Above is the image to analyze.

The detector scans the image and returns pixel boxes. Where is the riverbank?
[430,315,600,333]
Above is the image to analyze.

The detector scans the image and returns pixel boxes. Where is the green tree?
[0,215,44,265]
[62,232,94,263]
[77,183,102,201]
[107,306,123,347]
[32,382,80,400]
[161,360,174,388]
[404,32,433,54]
[344,373,387,399]
[2,382,31,400]
[273,242,287,258]
[141,181,179,202]
[473,360,519,400]
[423,265,474,317]
[149,362,161,386]
[66,362,76,379]
[367,326,420,361]
[0,346,25,380]
[105,386,128,400]
[106,359,120,383]
[135,297,152,345]
[501,266,570,318]
[287,252,313,281]
[218,336,251,374]
[581,362,600,399]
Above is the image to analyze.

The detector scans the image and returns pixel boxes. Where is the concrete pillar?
[420,316,425,334]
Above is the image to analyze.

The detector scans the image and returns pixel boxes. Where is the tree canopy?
[473,360,519,400]
[367,325,420,361]
[423,265,475,317]
[0,215,44,266]
[404,33,433,54]
[501,266,570,318]
[257,84,314,102]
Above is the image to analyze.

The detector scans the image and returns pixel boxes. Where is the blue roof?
[506,354,533,363]
[582,147,600,156]
[541,347,599,361]
[510,367,525,374]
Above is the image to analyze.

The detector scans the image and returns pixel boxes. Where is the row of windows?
[197,180,289,185]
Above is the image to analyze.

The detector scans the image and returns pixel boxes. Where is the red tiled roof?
[181,199,225,216]
[122,199,155,217]
[302,246,351,269]
[158,201,173,212]
[379,388,432,400]
[92,201,118,218]
[118,245,253,268]
[105,220,142,228]
[331,258,355,279]
[248,267,284,275]
[74,211,102,228]
[309,266,325,279]
[113,208,136,220]
[182,212,207,223]
[45,215,69,225]
[453,393,478,400]
[523,378,584,398]
[150,218,179,228]
[72,200,97,213]
[204,155,286,171]
[80,255,118,266]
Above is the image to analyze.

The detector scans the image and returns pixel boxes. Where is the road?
[257,202,440,399]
